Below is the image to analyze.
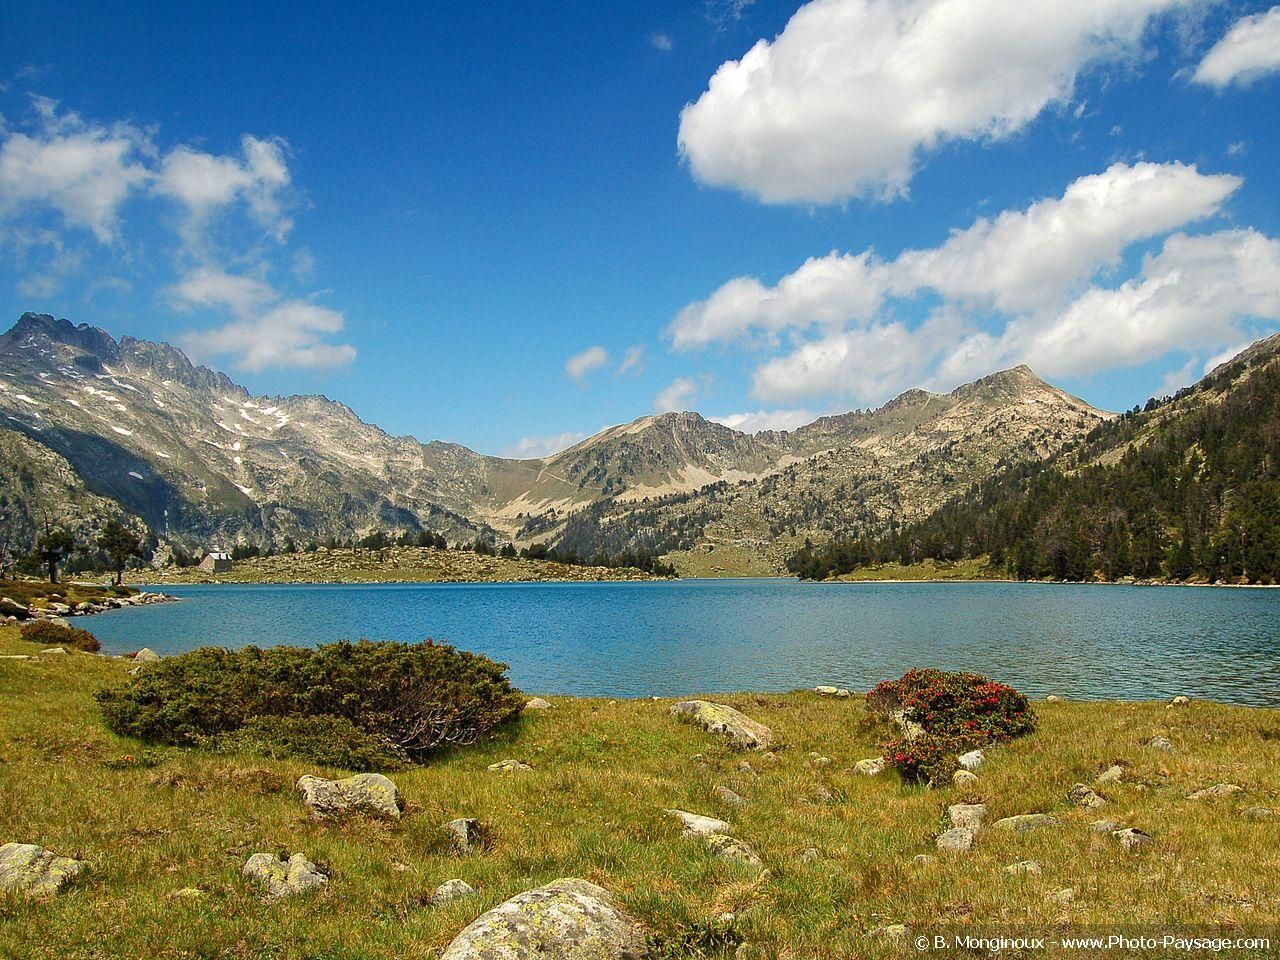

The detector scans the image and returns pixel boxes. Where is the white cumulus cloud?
[565,345,610,382]
[655,376,700,413]
[500,431,589,459]
[1193,6,1280,87]
[678,0,1191,205]
[155,134,293,243]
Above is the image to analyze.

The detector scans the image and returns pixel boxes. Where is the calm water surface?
[87,579,1280,705]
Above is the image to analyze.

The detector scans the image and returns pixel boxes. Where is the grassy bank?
[0,578,136,607]
[125,546,659,586]
[833,557,1005,583]
[2,626,1278,958]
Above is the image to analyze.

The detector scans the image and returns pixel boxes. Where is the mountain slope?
[0,312,1112,572]
[791,333,1280,583]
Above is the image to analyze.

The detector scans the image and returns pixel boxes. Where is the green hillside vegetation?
[790,336,1280,584]
[3,631,1279,957]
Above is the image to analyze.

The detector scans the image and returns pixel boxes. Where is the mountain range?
[0,312,1111,574]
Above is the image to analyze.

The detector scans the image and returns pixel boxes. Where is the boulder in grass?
[855,758,886,777]
[703,834,764,870]
[1003,860,1042,876]
[1186,783,1243,801]
[669,700,774,751]
[433,879,478,904]
[1145,736,1175,752]
[445,818,489,855]
[935,827,976,853]
[952,770,979,788]
[1112,828,1154,852]
[1068,783,1107,809]
[714,785,747,807]
[993,814,1059,833]
[487,759,532,774]
[524,698,552,711]
[948,803,986,830]
[296,773,401,822]
[242,852,327,899]
[665,810,730,838]
[439,878,647,960]
[957,749,985,770]
[1096,765,1124,786]
[0,843,87,897]
[814,686,851,699]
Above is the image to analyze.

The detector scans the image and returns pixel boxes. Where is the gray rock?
[814,686,850,698]
[297,773,401,822]
[439,878,646,959]
[737,761,757,778]
[993,814,1059,833]
[37,646,68,655]
[948,803,987,830]
[1146,736,1175,752]
[912,854,938,866]
[445,818,488,854]
[714,785,747,807]
[0,597,29,619]
[952,770,979,788]
[1003,860,1042,876]
[892,711,925,741]
[936,827,976,852]
[1170,696,1190,705]
[1046,887,1076,905]
[0,843,87,897]
[1112,828,1154,852]
[1187,783,1243,801]
[957,749,985,770]
[806,754,831,768]
[1242,807,1274,819]
[1089,820,1125,833]
[669,700,775,751]
[799,848,820,862]
[242,852,327,898]
[1068,783,1107,809]
[1096,765,1124,785]
[855,758,886,776]
[433,879,478,904]
[875,924,909,939]
[1045,695,1062,702]
[524,697,552,711]
[665,810,730,838]
[487,759,533,773]
[703,834,764,869]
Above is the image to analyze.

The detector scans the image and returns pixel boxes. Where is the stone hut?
[198,551,232,573]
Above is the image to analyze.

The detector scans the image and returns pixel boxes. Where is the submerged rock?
[0,843,87,897]
[242,852,327,898]
[439,878,647,959]
[296,773,401,822]
[669,700,774,751]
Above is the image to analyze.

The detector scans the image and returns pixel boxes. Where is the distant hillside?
[791,333,1280,584]
[1,312,1111,574]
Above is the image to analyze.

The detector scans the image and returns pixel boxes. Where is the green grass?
[2,625,1279,958]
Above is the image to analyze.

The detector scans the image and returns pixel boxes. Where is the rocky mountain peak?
[5,313,121,361]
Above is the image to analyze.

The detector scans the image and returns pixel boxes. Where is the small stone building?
[198,551,232,573]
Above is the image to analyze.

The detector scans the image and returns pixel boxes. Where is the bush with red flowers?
[868,669,1035,784]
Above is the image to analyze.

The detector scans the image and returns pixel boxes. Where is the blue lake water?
[87,579,1280,705]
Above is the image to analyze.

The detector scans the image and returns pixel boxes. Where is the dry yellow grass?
[2,624,1278,958]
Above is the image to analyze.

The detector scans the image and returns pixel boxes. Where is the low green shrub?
[96,638,523,768]
[223,715,408,772]
[19,618,100,652]
[868,668,1035,784]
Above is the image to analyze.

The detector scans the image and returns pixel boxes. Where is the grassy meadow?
[2,624,1279,958]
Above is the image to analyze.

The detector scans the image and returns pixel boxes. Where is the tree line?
[790,344,1280,585]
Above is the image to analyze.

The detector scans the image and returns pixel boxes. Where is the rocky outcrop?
[433,878,478,904]
[242,852,327,898]
[439,878,647,959]
[948,803,987,830]
[669,700,774,751]
[0,843,87,897]
[936,828,976,853]
[296,773,401,822]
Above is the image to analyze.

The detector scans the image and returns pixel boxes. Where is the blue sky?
[1,0,1278,456]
